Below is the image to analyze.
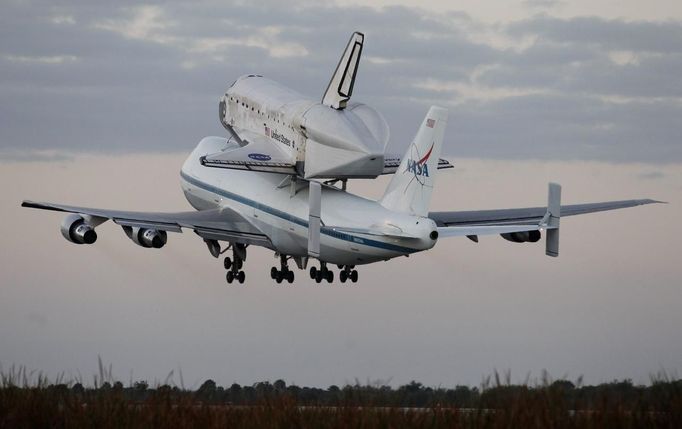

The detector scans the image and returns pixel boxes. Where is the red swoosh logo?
[418,143,434,164]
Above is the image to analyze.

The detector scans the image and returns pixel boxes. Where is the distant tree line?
[45,376,682,411]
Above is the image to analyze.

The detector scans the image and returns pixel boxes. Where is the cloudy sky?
[2,0,682,161]
[1,0,681,387]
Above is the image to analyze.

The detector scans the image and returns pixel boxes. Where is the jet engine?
[501,230,541,243]
[61,214,97,244]
[123,226,167,248]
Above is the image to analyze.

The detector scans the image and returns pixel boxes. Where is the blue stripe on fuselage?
[180,170,419,254]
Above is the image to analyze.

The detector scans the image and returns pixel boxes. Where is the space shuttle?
[207,32,452,179]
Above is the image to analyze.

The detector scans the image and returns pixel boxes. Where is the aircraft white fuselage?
[180,136,438,266]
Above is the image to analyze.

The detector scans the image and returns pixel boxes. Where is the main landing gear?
[224,243,247,284]
[206,239,358,285]
[310,262,333,283]
[309,263,359,284]
[338,265,359,283]
[271,255,295,284]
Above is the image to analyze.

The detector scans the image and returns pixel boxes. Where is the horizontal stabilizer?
[382,155,453,175]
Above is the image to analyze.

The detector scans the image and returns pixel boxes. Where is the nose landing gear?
[225,269,245,284]
[224,243,247,285]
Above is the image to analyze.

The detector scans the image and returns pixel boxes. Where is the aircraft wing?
[201,155,298,175]
[21,201,272,247]
[382,155,453,175]
[201,130,299,175]
[430,199,662,237]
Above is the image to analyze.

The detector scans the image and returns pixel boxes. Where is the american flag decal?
[426,118,435,128]
[265,126,271,137]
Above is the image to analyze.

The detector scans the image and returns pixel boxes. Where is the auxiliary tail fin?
[380,106,448,216]
[545,182,561,257]
[322,32,364,110]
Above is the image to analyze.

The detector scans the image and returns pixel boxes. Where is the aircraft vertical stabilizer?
[545,182,561,257]
[322,32,364,110]
[308,180,322,258]
[380,106,448,217]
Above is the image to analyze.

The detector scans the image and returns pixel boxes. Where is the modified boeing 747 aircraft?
[23,32,660,284]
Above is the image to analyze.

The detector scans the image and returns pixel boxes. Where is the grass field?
[1,365,680,428]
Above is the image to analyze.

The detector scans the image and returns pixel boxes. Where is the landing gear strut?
[339,265,358,283]
[271,255,294,284]
[225,243,247,285]
[309,262,334,284]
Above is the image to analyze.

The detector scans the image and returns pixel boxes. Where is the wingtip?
[21,200,52,210]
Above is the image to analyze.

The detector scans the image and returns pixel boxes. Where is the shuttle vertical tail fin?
[380,106,448,216]
[322,32,364,110]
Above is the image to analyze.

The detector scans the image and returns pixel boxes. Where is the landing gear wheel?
[337,264,344,270]
[287,271,294,283]
[226,271,234,284]
[309,266,317,279]
[340,270,347,283]
[271,267,277,279]
[326,270,334,283]
[237,271,245,284]
[236,259,243,270]
[223,257,232,270]
[350,270,358,283]
[315,271,323,283]
[276,271,284,284]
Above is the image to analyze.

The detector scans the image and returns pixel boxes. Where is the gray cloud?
[637,170,666,180]
[508,16,682,53]
[1,1,681,162]
[523,0,564,9]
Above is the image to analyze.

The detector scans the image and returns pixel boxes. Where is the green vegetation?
[1,366,680,428]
